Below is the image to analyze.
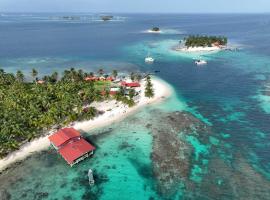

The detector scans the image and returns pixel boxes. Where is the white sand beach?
[0,77,172,172]
[146,30,162,34]
[175,46,222,52]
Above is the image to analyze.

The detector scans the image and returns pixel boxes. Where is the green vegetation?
[130,72,142,82]
[112,70,118,78]
[184,35,228,48]
[151,27,160,32]
[114,86,135,107]
[0,68,136,157]
[145,76,154,98]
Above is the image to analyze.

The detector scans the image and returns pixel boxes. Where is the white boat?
[195,60,207,65]
[88,169,95,186]
[145,56,154,63]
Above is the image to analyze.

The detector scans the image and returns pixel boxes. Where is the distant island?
[101,16,113,21]
[175,35,228,52]
[147,27,161,33]
[152,27,160,32]
[51,16,81,21]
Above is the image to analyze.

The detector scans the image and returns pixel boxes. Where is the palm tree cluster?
[130,72,142,82]
[114,86,135,107]
[0,68,123,157]
[151,27,160,32]
[184,35,228,48]
[144,76,154,98]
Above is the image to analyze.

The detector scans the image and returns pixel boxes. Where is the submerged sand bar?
[0,77,172,172]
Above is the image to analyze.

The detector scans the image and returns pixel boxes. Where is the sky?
[0,0,270,13]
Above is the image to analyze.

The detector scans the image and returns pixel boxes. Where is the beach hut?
[48,128,95,166]
[109,87,120,95]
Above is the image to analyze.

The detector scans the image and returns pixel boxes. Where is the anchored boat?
[195,59,207,65]
[88,169,95,186]
[145,56,155,63]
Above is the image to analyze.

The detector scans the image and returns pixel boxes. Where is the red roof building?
[121,81,141,88]
[84,76,99,81]
[48,128,95,166]
[106,77,115,81]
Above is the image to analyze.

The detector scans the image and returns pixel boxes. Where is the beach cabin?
[109,87,120,95]
[48,128,95,167]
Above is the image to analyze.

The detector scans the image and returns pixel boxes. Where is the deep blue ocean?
[0,13,270,200]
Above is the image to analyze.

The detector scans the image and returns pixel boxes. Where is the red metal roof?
[122,82,141,87]
[106,77,115,81]
[58,138,95,164]
[84,76,99,81]
[48,128,81,148]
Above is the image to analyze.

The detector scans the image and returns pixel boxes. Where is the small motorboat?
[195,59,207,65]
[145,56,155,63]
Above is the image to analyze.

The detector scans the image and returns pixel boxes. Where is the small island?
[152,27,160,32]
[176,35,228,52]
[147,27,161,33]
[101,15,113,21]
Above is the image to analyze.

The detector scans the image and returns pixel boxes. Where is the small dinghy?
[145,56,155,63]
[88,169,95,186]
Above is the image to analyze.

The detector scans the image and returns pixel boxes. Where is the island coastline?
[0,77,172,172]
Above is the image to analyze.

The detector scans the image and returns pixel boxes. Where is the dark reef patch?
[128,157,153,179]
[0,189,11,200]
[198,153,270,200]
[146,110,212,197]
[118,141,134,150]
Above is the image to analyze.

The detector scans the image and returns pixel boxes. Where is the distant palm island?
[184,35,228,47]
[176,35,228,52]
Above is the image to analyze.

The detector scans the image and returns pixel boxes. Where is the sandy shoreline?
[0,77,172,172]
[146,30,162,34]
[174,46,222,52]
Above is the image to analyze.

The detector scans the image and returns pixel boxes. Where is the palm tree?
[51,71,58,83]
[16,70,24,82]
[112,70,118,78]
[130,72,135,81]
[135,73,142,81]
[128,89,135,99]
[145,76,154,98]
[31,68,38,81]
[98,69,104,76]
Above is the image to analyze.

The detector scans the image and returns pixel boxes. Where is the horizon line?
[1,11,270,14]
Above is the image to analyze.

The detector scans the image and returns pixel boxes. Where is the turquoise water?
[1,13,270,199]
